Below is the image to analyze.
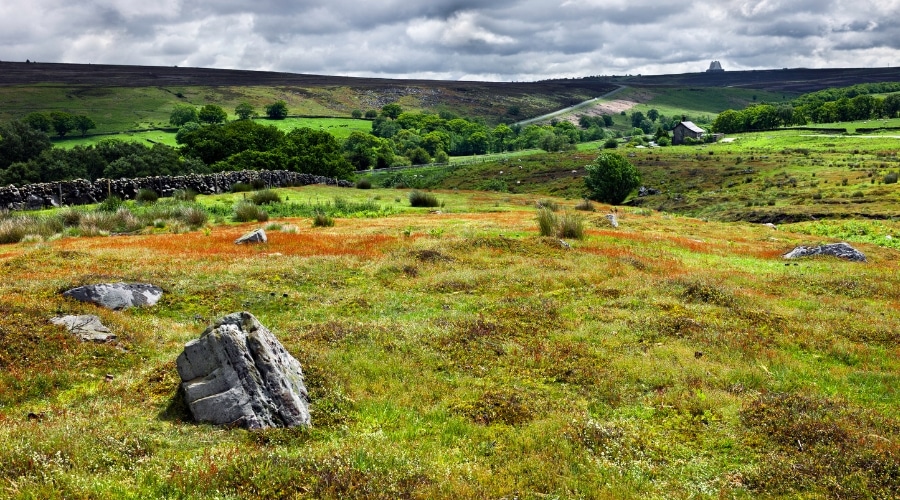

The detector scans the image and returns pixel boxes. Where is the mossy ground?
[1,186,897,498]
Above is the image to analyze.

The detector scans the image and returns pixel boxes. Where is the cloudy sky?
[2,0,899,81]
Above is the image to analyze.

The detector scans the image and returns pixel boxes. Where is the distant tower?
[707,61,724,72]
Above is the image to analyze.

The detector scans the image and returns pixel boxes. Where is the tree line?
[1,98,632,186]
[713,82,900,133]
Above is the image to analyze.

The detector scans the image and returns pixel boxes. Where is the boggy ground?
[0,187,898,498]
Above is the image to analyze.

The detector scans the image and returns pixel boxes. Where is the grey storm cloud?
[1,0,899,80]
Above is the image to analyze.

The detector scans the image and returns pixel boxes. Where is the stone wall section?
[1,170,353,210]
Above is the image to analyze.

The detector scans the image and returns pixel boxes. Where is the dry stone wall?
[0,170,352,210]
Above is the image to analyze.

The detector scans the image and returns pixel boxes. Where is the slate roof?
[679,121,705,134]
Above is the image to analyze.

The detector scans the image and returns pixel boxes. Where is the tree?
[23,112,52,133]
[72,115,96,137]
[265,101,289,119]
[351,109,363,119]
[364,110,378,119]
[0,121,52,169]
[647,109,659,122]
[279,127,354,179]
[381,103,402,120]
[584,152,641,205]
[884,93,900,118]
[169,104,199,127]
[49,111,75,137]
[198,104,228,124]
[630,111,645,128]
[235,102,255,120]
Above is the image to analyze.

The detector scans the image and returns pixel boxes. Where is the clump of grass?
[537,207,557,236]
[172,188,198,201]
[537,208,584,239]
[884,171,898,184]
[135,189,159,203]
[574,198,595,211]
[356,178,372,189]
[535,199,559,211]
[0,217,27,244]
[179,206,208,228]
[250,189,281,205]
[250,178,267,190]
[408,190,439,208]
[58,207,82,227]
[557,212,584,239]
[312,211,334,227]
[234,201,269,222]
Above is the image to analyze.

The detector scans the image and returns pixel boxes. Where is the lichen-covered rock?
[783,242,867,262]
[50,315,115,342]
[605,213,619,228]
[235,228,267,244]
[175,312,310,429]
[62,283,163,310]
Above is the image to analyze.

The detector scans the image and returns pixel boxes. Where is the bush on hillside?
[584,152,641,205]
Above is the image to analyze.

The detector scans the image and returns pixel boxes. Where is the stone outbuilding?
[672,121,706,145]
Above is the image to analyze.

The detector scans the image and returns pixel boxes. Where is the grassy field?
[0,183,898,498]
[372,128,900,232]
[52,117,373,149]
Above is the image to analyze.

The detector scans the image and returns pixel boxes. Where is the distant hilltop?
[707,61,725,72]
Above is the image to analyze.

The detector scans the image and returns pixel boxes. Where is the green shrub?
[356,178,372,189]
[884,171,898,184]
[603,138,619,149]
[409,190,440,208]
[97,195,124,212]
[135,189,159,203]
[251,189,281,205]
[231,182,253,193]
[250,178,267,190]
[657,136,671,147]
[584,152,641,205]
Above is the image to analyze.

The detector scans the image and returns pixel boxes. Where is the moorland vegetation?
[0,65,898,498]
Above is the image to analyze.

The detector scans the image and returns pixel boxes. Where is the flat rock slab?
[50,315,115,342]
[783,242,867,262]
[176,311,310,429]
[235,228,267,244]
[62,283,163,310]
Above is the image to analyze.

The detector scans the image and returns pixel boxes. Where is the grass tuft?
[408,190,440,208]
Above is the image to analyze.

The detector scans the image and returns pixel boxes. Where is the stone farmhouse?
[672,121,706,144]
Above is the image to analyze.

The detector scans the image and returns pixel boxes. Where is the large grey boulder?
[235,228,267,244]
[175,312,310,429]
[50,315,115,342]
[62,283,163,310]
[783,242,867,262]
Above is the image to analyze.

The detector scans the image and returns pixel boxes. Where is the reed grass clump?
[409,190,440,208]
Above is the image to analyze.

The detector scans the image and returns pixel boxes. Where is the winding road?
[512,85,628,127]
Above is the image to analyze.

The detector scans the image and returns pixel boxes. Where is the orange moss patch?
[58,228,400,260]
